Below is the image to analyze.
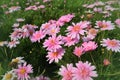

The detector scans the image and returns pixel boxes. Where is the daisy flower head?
[11,57,25,64]
[22,24,38,38]
[82,41,98,52]
[73,46,84,57]
[34,75,50,80]
[86,28,98,39]
[72,61,98,80]
[12,23,19,28]
[58,64,74,80]
[7,40,20,49]
[2,70,17,80]
[58,14,75,23]
[10,28,23,40]
[66,21,89,39]
[115,19,120,27]
[47,26,60,36]
[101,38,120,52]
[40,22,51,34]
[9,6,21,13]
[38,5,45,9]
[62,36,79,47]
[30,30,45,42]
[95,20,114,30]
[16,18,25,22]
[15,62,33,80]
[46,48,65,63]
[43,35,63,51]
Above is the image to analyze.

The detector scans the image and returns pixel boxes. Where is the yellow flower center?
[73,25,81,32]
[101,24,107,28]
[20,68,26,74]
[51,29,55,33]
[5,73,12,80]
[89,28,97,35]
[12,59,19,63]
[53,52,58,57]
[108,40,117,47]
[81,68,88,77]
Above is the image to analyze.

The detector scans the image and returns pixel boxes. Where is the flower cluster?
[2,57,33,80]
[83,1,118,18]
[58,61,98,80]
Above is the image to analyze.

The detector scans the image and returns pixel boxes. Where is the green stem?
[90,53,96,66]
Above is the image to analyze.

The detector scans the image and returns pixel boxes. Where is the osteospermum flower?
[86,28,98,39]
[22,24,38,38]
[72,61,98,80]
[16,18,25,22]
[95,20,114,30]
[7,40,20,49]
[12,23,19,28]
[30,30,45,42]
[58,14,75,23]
[43,35,63,51]
[10,28,23,40]
[47,26,60,36]
[30,75,50,80]
[58,64,74,80]
[82,41,98,52]
[101,38,120,52]
[73,46,84,57]
[46,48,65,63]
[15,63,33,80]
[115,19,120,27]
[9,6,21,13]
[11,57,25,64]
[66,21,89,39]
[62,36,79,47]
[2,70,16,80]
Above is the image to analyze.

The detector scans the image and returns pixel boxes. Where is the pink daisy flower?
[101,38,120,52]
[82,41,98,52]
[62,36,79,47]
[58,14,75,23]
[9,6,21,13]
[38,5,45,9]
[10,28,23,40]
[35,75,50,80]
[15,63,33,80]
[30,30,45,42]
[12,23,19,28]
[46,48,65,63]
[72,61,98,80]
[43,35,63,51]
[7,40,20,49]
[73,46,84,57]
[47,26,60,36]
[95,20,114,30]
[43,0,51,3]
[25,5,38,11]
[58,64,74,80]
[86,28,98,39]
[115,19,120,27]
[103,59,110,66]
[22,24,38,38]
[66,21,89,39]
[40,22,51,34]
[16,18,25,22]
